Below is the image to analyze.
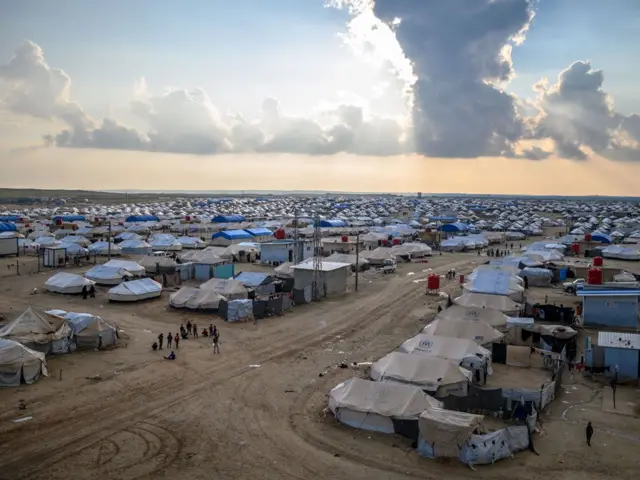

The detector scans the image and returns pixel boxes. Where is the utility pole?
[293,207,299,264]
[312,214,322,301]
[355,232,360,292]
[107,220,112,260]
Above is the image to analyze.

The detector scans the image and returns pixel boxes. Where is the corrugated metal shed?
[291,261,350,272]
[577,290,640,297]
[598,331,640,350]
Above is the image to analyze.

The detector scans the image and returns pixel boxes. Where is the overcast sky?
[1,0,639,195]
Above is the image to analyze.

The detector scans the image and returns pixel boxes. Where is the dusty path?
[0,253,638,480]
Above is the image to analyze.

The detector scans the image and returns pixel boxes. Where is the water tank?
[571,243,580,254]
[584,233,592,242]
[55,219,62,226]
[427,274,440,290]
[341,235,348,242]
[459,274,465,284]
[381,239,389,246]
[392,238,401,245]
[592,256,603,267]
[275,228,286,240]
[185,215,191,222]
[587,267,602,285]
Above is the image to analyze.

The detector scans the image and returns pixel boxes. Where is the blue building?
[596,331,640,379]
[212,215,245,223]
[260,240,313,264]
[211,229,253,246]
[577,290,640,329]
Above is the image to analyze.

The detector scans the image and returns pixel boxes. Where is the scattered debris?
[338,362,348,369]
[249,364,261,368]
[13,416,33,423]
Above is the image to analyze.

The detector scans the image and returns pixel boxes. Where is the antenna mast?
[312,213,323,300]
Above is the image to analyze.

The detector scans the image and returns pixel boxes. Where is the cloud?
[531,61,640,161]
[364,0,535,158]
[0,41,406,156]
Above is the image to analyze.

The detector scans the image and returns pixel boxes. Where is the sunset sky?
[1,0,639,195]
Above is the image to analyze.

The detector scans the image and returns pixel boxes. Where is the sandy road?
[0,256,473,480]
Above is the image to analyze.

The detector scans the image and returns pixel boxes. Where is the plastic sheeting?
[227,299,254,322]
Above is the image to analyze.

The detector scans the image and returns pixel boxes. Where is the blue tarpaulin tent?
[125,215,159,222]
[245,228,273,237]
[0,223,17,232]
[429,216,458,222]
[438,222,469,233]
[212,215,246,223]
[319,219,348,228]
[591,233,612,244]
[0,215,21,222]
[212,230,253,240]
[52,215,86,223]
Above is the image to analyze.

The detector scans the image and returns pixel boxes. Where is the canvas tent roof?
[169,286,225,310]
[328,377,442,419]
[102,260,146,276]
[398,334,490,363]
[436,305,509,328]
[274,261,294,277]
[85,265,132,284]
[463,269,524,299]
[422,318,504,344]
[108,278,162,302]
[45,272,95,294]
[453,292,522,314]
[0,307,70,344]
[0,339,48,386]
[419,408,485,458]
[200,278,248,298]
[371,352,472,392]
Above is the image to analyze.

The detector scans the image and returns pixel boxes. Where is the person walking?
[174,333,179,349]
[586,422,594,446]
[192,322,198,338]
[212,333,220,354]
[186,320,192,336]
[82,285,88,300]
[158,333,164,350]
[167,332,172,348]
[209,324,214,337]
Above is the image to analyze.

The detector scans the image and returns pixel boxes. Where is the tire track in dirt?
[2,278,426,479]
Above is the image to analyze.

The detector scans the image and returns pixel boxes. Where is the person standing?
[209,324,214,337]
[158,333,164,350]
[174,333,179,349]
[212,333,220,354]
[167,332,172,348]
[82,285,88,300]
[186,320,192,336]
[192,322,198,338]
[586,422,594,446]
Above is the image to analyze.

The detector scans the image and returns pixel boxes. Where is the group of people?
[445,269,456,280]
[81,285,96,299]
[486,248,512,257]
[151,322,220,356]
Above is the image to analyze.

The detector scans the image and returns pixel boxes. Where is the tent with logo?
[453,292,522,316]
[0,339,48,386]
[370,352,471,397]
[436,305,509,328]
[328,377,442,439]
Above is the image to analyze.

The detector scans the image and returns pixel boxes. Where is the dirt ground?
[0,242,639,480]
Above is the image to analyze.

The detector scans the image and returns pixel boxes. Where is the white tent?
[63,312,117,348]
[108,278,162,302]
[84,265,133,285]
[178,236,207,249]
[390,242,433,258]
[421,318,504,345]
[371,352,471,397]
[601,245,640,261]
[454,292,522,315]
[169,287,225,310]
[328,377,442,435]
[418,408,485,458]
[61,235,92,247]
[88,241,122,256]
[0,339,48,387]
[103,259,146,276]
[0,307,74,355]
[200,278,248,299]
[436,305,509,328]
[463,269,524,301]
[150,234,183,251]
[119,239,152,255]
[45,272,95,294]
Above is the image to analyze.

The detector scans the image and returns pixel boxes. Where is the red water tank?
[427,274,440,290]
[275,228,286,240]
[571,243,580,254]
[593,256,603,267]
[185,215,191,222]
[584,233,592,242]
[341,235,348,242]
[459,274,465,284]
[392,238,401,245]
[55,219,62,226]
[381,239,389,246]
[587,267,602,285]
